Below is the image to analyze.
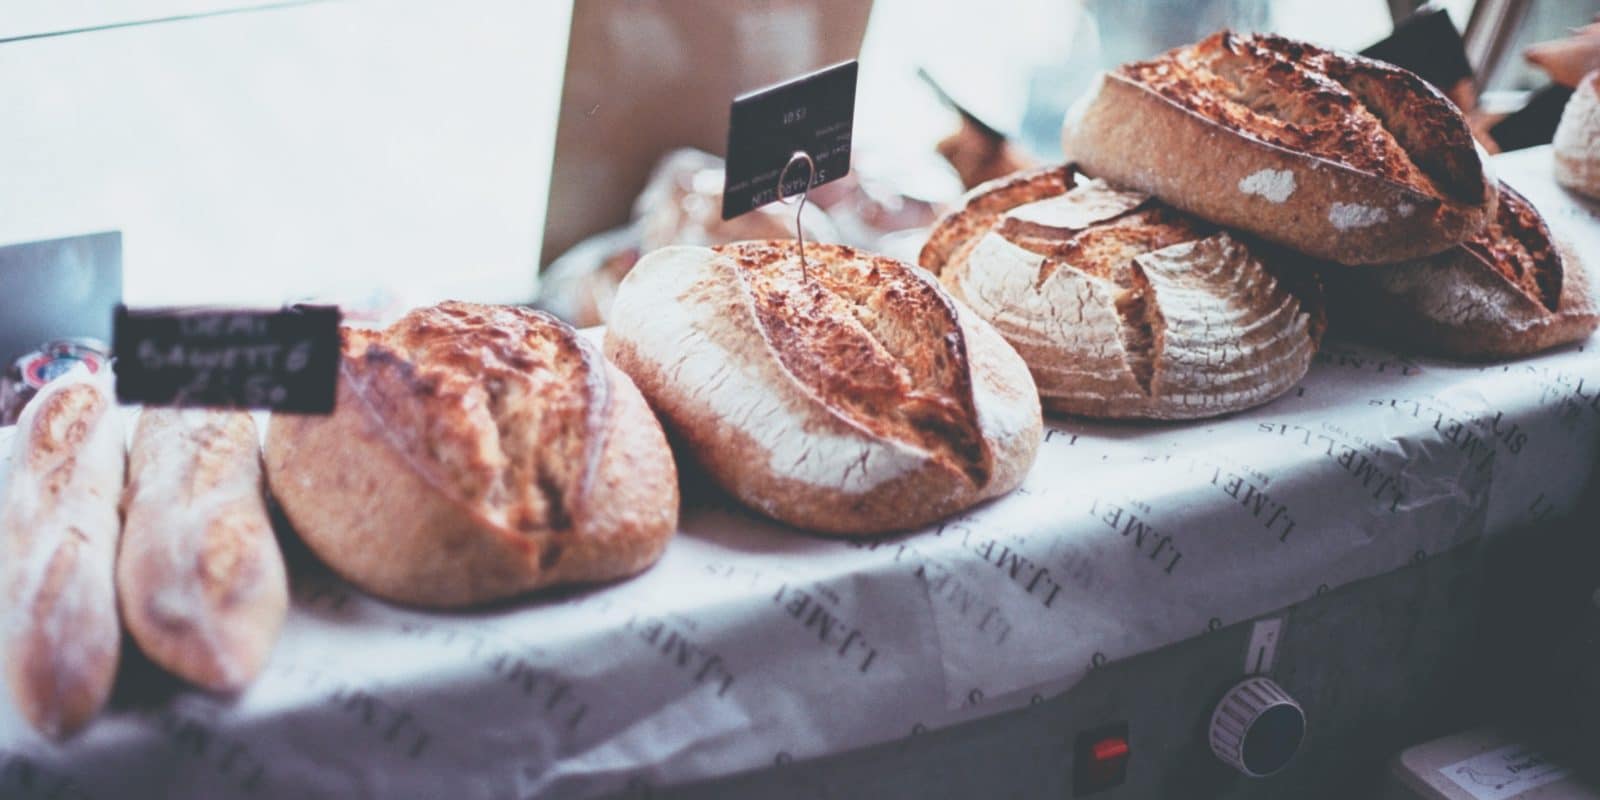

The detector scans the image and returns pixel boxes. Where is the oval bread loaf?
[1062,31,1495,265]
[922,164,1324,420]
[604,241,1042,536]
[119,409,287,691]
[1328,183,1599,359]
[1554,71,1600,201]
[265,302,678,608]
[0,368,125,738]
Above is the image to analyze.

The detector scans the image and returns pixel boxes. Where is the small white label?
[1440,744,1573,800]
[1245,618,1282,674]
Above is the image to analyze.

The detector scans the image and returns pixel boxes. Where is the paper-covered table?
[0,148,1596,799]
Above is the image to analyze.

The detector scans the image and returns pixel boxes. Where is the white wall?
[0,0,570,308]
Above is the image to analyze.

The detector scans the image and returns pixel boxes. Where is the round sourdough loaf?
[921,164,1324,420]
[1329,183,1599,359]
[264,302,678,608]
[1061,31,1495,265]
[604,241,1041,536]
[1555,71,1600,201]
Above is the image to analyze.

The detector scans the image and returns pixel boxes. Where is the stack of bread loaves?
[916,29,1597,421]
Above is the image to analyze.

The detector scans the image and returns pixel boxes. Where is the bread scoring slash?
[265,302,678,608]
[1063,31,1496,265]
[922,164,1324,420]
[604,241,1042,536]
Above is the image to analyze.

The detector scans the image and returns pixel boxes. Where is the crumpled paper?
[0,149,1595,799]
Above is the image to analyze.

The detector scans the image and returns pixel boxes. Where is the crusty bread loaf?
[1329,183,1599,359]
[1555,71,1600,201]
[265,302,678,608]
[921,164,1324,420]
[0,368,125,738]
[604,241,1041,536]
[119,410,287,691]
[1062,31,1496,265]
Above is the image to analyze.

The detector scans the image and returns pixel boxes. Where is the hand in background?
[1525,18,1600,88]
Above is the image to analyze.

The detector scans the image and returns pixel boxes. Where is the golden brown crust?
[922,164,1324,420]
[119,410,287,692]
[604,243,1041,535]
[0,371,124,739]
[265,302,678,608]
[1330,183,1600,359]
[1063,31,1495,265]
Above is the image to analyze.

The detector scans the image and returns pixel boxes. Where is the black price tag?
[112,305,341,413]
[722,60,857,220]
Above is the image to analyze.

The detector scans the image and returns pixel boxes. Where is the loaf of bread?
[119,410,287,691]
[921,164,1324,420]
[265,302,677,608]
[1328,183,1599,359]
[604,241,1041,535]
[0,368,124,738]
[1555,70,1600,201]
[1062,31,1496,265]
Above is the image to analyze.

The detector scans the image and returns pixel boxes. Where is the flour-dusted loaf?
[604,241,1041,536]
[1330,183,1599,359]
[265,302,678,608]
[1062,31,1496,265]
[119,410,287,691]
[0,368,124,738]
[1555,71,1600,201]
[922,164,1324,420]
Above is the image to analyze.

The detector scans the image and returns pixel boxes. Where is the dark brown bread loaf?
[265,302,678,608]
[1330,183,1599,359]
[1062,31,1496,265]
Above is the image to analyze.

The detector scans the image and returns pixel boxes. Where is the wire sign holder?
[722,60,858,280]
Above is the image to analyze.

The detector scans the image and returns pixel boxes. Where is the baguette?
[0,368,125,738]
[1062,31,1495,265]
[604,241,1041,535]
[118,410,287,691]
[922,164,1324,420]
[1329,183,1599,359]
[266,302,678,608]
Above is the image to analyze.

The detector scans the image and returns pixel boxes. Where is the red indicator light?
[1092,737,1130,763]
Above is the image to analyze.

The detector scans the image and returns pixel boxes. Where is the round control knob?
[1209,677,1305,777]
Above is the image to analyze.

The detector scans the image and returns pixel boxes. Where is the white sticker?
[1245,617,1282,674]
[1440,744,1573,800]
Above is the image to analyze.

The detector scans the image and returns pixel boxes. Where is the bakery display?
[119,409,287,692]
[921,164,1324,420]
[604,241,1041,536]
[1554,70,1600,201]
[1062,31,1496,265]
[265,301,678,608]
[1328,183,1599,359]
[0,368,124,738]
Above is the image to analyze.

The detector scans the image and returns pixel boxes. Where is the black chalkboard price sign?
[112,305,341,413]
[722,60,857,220]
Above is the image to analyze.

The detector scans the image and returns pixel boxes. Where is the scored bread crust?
[604,241,1042,536]
[119,410,287,692]
[1330,183,1600,359]
[1062,31,1495,265]
[921,164,1324,420]
[265,302,678,608]
[0,369,124,739]
[1555,71,1600,201]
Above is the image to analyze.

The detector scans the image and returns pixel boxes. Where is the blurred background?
[2,0,1597,319]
